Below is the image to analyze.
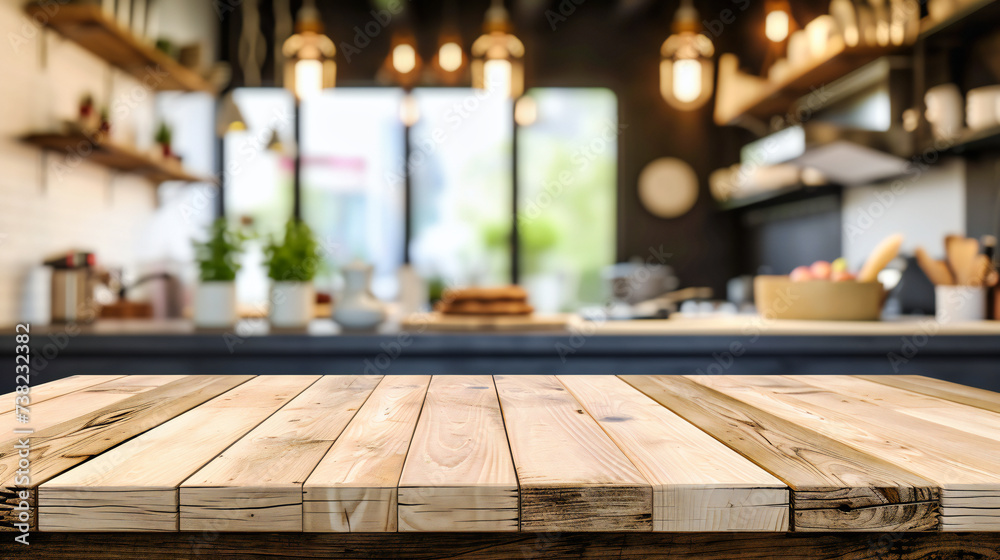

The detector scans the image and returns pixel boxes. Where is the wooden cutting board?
[401,312,573,332]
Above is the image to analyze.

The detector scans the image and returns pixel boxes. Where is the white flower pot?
[194,281,237,328]
[270,281,315,328]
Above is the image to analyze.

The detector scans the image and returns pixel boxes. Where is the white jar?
[935,285,986,323]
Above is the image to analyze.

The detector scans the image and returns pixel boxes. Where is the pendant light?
[383,30,423,89]
[432,1,467,85]
[282,0,335,101]
[659,0,715,111]
[471,0,524,99]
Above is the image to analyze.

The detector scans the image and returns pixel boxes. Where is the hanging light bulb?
[432,1,467,85]
[282,0,335,101]
[659,0,714,111]
[383,31,423,89]
[471,0,524,99]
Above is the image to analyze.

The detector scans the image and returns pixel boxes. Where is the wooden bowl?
[754,275,885,321]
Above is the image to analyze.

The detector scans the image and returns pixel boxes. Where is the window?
[408,88,513,288]
[517,88,617,310]
[223,86,617,312]
[300,88,405,300]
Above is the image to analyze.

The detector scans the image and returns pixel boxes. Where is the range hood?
[739,58,915,187]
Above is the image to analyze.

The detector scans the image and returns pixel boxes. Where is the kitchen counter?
[6,316,1000,393]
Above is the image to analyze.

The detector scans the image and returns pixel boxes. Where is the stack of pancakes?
[435,286,534,316]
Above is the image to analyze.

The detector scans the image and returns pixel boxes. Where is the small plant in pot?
[192,218,246,328]
[264,218,320,328]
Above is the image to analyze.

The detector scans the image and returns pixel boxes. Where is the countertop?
[7,316,999,392]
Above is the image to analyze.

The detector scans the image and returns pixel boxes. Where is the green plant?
[155,122,172,146]
[264,219,320,282]
[193,218,247,282]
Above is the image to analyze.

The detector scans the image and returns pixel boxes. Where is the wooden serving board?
[4,374,1000,537]
[401,312,573,332]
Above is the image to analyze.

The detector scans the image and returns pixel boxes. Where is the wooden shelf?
[714,43,892,126]
[25,3,215,94]
[22,133,212,184]
[919,0,1000,42]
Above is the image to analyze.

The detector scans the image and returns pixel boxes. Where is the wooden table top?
[3,374,1000,534]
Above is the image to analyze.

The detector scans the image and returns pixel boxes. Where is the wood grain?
[557,375,788,531]
[856,375,1000,414]
[180,375,382,532]
[620,375,940,532]
[13,531,1000,560]
[494,375,652,532]
[791,375,1000,441]
[0,375,254,532]
[692,375,1000,531]
[0,375,124,414]
[0,376,185,447]
[38,376,319,532]
[303,375,430,532]
[397,376,518,532]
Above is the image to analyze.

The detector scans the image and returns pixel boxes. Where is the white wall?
[0,0,217,325]
[842,158,966,268]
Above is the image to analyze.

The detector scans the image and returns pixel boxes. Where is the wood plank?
[179,375,382,531]
[38,376,319,532]
[494,375,652,532]
[0,375,124,414]
[303,375,430,532]
[557,375,789,532]
[25,4,216,93]
[397,376,518,532]
[18,531,1000,560]
[0,376,185,446]
[620,375,939,532]
[856,375,1000,414]
[691,375,1000,531]
[0,375,254,531]
[791,375,1000,441]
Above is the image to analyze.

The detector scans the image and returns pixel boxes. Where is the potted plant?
[264,218,320,328]
[155,121,173,158]
[192,218,246,328]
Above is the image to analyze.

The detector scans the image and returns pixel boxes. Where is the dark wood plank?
[619,376,940,532]
[6,532,1000,559]
[0,375,254,531]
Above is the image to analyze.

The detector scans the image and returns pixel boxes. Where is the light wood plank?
[0,375,125,414]
[397,376,518,532]
[38,376,319,532]
[494,375,652,532]
[691,375,1000,531]
[620,375,939,532]
[179,375,382,531]
[303,375,430,532]
[791,375,1000,442]
[557,375,788,531]
[856,375,1000,415]
[0,376,185,447]
[0,375,255,531]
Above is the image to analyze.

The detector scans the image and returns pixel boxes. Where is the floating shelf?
[714,44,892,126]
[23,133,212,184]
[715,0,1000,126]
[25,3,215,93]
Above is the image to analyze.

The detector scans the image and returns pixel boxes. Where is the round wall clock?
[638,157,699,219]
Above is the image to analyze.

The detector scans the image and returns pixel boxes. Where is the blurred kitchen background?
[2,0,1000,387]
